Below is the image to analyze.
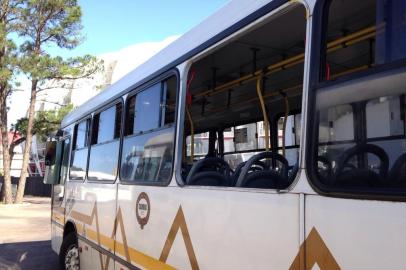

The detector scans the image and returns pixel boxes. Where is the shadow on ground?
[0,240,59,270]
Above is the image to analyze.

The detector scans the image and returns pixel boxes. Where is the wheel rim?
[64,244,79,270]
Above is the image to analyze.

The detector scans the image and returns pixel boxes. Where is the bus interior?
[181,4,306,189]
[181,0,406,192]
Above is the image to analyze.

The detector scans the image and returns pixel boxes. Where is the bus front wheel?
[59,232,80,270]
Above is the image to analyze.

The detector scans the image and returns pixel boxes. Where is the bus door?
[45,134,71,252]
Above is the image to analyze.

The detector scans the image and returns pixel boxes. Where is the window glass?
[70,119,90,180]
[125,96,136,136]
[75,120,89,149]
[323,0,406,81]
[277,114,301,168]
[88,103,122,181]
[312,74,406,194]
[115,103,122,138]
[186,132,209,157]
[223,128,235,153]
[59,138,71,184]
[121,127,174,183]
[295,114,302,145]
[88,141,119,181]
[278,115,299,147]
[134,83,161,134]
[164,76,177,125]
[366,96,404,138]
[256,121,267,149]
[318,105,354,143]
[96,106,116,143]
[235,123,258,151]
[121,75,177,184]
[70,148,88,180]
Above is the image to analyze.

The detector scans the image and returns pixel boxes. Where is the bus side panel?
[65,181,118,270]
[51,222,64,254]
[116,185,300,270]
[305,195,406,270]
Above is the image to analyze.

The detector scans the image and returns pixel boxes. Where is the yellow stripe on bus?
[52,212,65,225]
[84,227,176,270]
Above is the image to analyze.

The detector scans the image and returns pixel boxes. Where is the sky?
[48,0,229,58]
[10,1,229,126]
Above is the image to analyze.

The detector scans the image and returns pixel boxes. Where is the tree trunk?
[15,80,37,204]
[0,93,13,204]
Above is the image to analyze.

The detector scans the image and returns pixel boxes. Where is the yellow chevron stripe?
[83,227,175,270]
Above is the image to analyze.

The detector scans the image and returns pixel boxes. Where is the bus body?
[45,0,406,269]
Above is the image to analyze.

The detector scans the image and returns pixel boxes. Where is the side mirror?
[45,141,57,166]
[44,140,63,185]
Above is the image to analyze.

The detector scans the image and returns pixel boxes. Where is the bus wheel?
[60,233,80,270]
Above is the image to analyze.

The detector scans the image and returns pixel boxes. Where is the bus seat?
[236,152,289,189]
[186,157,231,186]
[388,153,406,188]
[316,156,333,185]
[232,160,269,186]
[334,144,389,188]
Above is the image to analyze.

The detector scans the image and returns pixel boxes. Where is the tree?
[11,103,74,160]
[0,0,23,204]
[14,103,74,139]
[14,0,100,203]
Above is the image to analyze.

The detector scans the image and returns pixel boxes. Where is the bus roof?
[61,0,285,128]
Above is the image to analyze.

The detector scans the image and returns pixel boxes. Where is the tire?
[59,232,80,270]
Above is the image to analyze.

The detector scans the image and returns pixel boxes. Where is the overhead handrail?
[189,47,374,118]
[194,25,376,99]
[256,74,270,151]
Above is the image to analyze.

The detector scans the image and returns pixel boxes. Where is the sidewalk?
[0,197,59,270]
[0,196,51,244]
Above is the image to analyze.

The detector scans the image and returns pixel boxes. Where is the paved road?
[0,197,59,270]
[0,241,58,270]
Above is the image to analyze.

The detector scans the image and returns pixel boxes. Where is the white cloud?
[102,35,179,83]
[7,35,180,127]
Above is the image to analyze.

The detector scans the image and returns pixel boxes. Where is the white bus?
[44,0,406,269]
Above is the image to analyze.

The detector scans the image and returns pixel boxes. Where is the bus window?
[59,137,71,184]
[164,76,177,125]
[235,123,258,151]
[322,0,406,81]
[120,76,177,184]
[87,103,122,181]
[181,4,307,189]
[70,118,90,180]
[309,0,406,196]
[186,132,209,158]
[222,122,267,170]
[134,83,161,134]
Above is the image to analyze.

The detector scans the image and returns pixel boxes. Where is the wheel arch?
[63,220,77,239]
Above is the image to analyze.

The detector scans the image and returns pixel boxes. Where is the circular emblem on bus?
[136,192,150,229]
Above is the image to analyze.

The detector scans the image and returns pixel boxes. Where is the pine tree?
[0,0,23,204]
[15,0,100,203]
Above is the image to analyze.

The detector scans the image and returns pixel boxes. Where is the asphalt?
[0,241,58,270]
[0,197,59,270]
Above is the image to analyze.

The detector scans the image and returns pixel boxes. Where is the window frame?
[86,99,124,183]
[69,116,91,182]
[119,69,179,186]
[306,0,406,201]
[59,135,72,185]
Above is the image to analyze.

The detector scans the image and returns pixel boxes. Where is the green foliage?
[0,0,24,92]
[18,0,102,83]
[13,103,74,140]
